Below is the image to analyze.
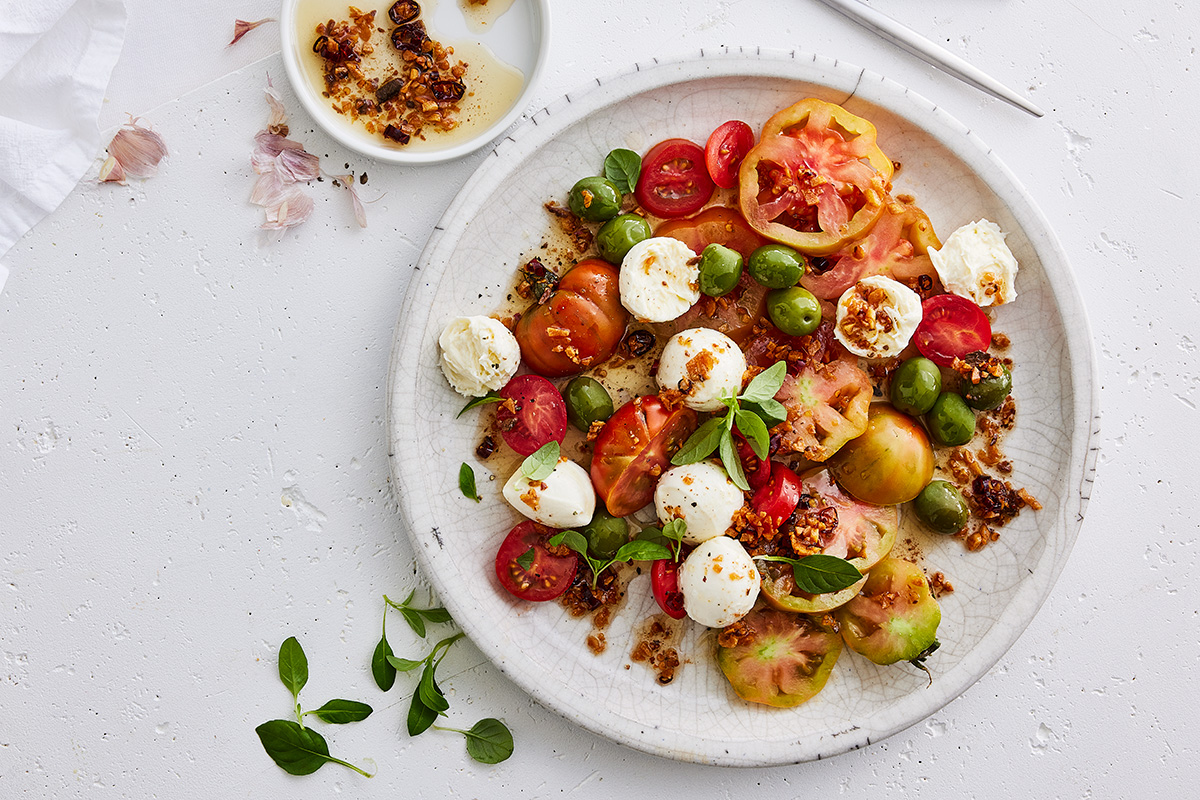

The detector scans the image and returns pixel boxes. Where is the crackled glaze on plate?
[386,48,1099,766]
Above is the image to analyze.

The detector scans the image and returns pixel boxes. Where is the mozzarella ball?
[654,460,745,545]
[438,315,521,397]
[618,237,700,323]
[929,219,1018,307]
[502,459,596,529]
[679,536,761,628]
[656,328,747,412]
[834,275,923,359]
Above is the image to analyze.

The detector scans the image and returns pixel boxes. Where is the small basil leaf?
[548,529,589,558]
[400,607,427,638]
[515,546,535,571]
[386,655,425,672]
[309,699,373,724]
[255,719,330,776]
[603,148,641,194]
[757,553,863,594]
[671,417,725,466]
[456,392,504,418]
[462,718,515,764]
[734,408,769,460]
[407,692,437,736]
[662,518,688,543]
[520,441,560,481]
[278,637,308,701]
[458,462,481,502]
[718,430,750,491]
[740,361,787,403]
[371,636,397,692]
[741,397,787,428]
[635,526,667,547]
[613,540,672,563]
[417,606,453,624]
[418,665,450,714]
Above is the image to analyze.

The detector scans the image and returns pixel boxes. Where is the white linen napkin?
[0,0,127,293]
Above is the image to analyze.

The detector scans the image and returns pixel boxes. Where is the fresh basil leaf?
[386,655,425,672]
[462,718,515,764]
[417,606,453,624]
[613,540,672,563]
[603,148,641,194]
[407,692,437,736]
[457,392,504,418]
[515,546,535,571]
[458,462,481,502]
[371,636,397,691]
[734,408,769,460]
[418,664,450,713]
[430,632,466,662]
[756,553,863,594]
[661,518,688,543]
[548,529,589,558]
[740,361,787,403]
[400,606,427,639]
[520,441,560,481]
[635,526,667,547]
[741,397,787,428]
[309,699,373,724]
[718,430,750,491]
[256,719,330,775]
[671,417,725,466]
[278,637,308,701]
[402,588,417,606]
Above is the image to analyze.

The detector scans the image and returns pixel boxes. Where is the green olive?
[767,286,822,336]
[747,244,806,289]
[913,480,970,534]
[596,214,652,264]
[890,357,942,416]
[579,507,629,559]
[963,364,1013,410]
[564,376,614,432]
[925,392,976,446]
[568,176,622,221]
[698,243,744,297]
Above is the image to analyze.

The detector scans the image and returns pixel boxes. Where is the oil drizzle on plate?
[459,0,518,33]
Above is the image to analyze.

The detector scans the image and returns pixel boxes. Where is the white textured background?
[2,0,1197,796]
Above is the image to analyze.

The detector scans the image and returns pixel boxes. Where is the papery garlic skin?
[106,118,168,179]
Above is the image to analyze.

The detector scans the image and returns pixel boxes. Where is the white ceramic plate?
[387,49,1099,765]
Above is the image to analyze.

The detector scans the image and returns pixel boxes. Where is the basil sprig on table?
[671,361,788,490]
[255,636,374,777]
[755,553,864,594]
[549,530,672,590]
[603,148,642,193]
[372,591,451,691]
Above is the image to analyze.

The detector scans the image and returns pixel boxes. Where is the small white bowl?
[280,0,550,165]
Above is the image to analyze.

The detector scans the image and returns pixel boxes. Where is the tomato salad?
[438,98,1039,709]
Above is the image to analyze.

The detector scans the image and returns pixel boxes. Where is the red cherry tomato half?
[635,138,715,218]
[705,120,755,189]
[751,462,803,526]
[735,434,772,491]
[913,294,993,367]
[496,375,568,456]
[651,559,686,619]
[494,521,578,602]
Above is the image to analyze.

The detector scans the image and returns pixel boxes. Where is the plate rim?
[386,46,1101,765]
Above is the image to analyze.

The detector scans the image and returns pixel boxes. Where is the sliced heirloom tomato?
[651,559,686,619]
[802,198,942,300]
[495,521,578,602]
[739,99,892,256]
[758,468,898,614]
[836,557,941,665]
[590,395,698,517]
[495,375,568,456]
[716,609,842,707]
[635,138,715,218]
[659,207,769,343]
[704,120,755,189]
[774,352,872,461]
[913,293,992,367]
[514,259,629,377]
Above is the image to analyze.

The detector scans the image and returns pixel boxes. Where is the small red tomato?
[651,559,686,619]
[913,294,992,366]
[751,462,803,526]
[494,521,577,602]
[734,434,772,491]
[704,120,755,189]
[635,138,715,218]
[495,374,568,456]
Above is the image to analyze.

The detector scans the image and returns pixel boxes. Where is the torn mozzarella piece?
[654,460,745,545]
[438,316,521,397]
[929,219,1018,307]
[502,459,596,529]
[656,328,747,412]
[678,536,760,628]
[618,237,700,323]
[834,275,923,359]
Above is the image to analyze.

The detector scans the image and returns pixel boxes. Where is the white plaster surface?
[1,0,1197,795]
